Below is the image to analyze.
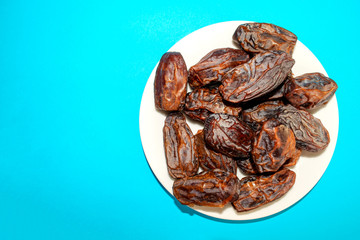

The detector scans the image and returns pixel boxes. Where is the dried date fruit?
[277,104,330,152]
[236,157,258,175]
[188,48,250,88]
[232,168,296,212]
[184,88,242,122]
[204,113,254,158]
[264,72,293,100]
[242,102,330,152]
[283,147,301,167]
[163,112,198,179]
[154,52,188,111]
[233,22,297,56]
[284,72,338,110]
[251,119,298,173]
[219,51,295,103]
[194,130,237,174]
[241,100,285,132]
[173,169,239,207]
[264,82,286,100]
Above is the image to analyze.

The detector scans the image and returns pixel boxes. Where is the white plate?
[139,21,339,221]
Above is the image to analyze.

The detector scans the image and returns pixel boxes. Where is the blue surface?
[0,0,359,239]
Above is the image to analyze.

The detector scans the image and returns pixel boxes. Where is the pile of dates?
[154,22,337,212]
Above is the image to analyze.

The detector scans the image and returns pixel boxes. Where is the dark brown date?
[283,147,301,167]
[232,168,296,212]
[163,112,198,179]
[241,100,285,132]
[277,104,330,152]
[194,130,237,174]
[219,51,294,103]
[236,157,258,175]
[265,82,286,100]
[251,119,298,173]
[154,52,188,111]
[233,22,297,56]
[264,72,293,100]
[284,72,338,110]
[184,88,242,122]
[204,113,254,158]
[242,102,330,152]
[188,48,250,88]
[173,169,239,207]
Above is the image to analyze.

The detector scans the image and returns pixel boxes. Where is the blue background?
[0,0,359,239]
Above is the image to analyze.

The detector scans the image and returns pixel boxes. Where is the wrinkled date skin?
[242,100,285,132]
[204,113,254,158]
[284,72,338,110]
[188,48,250,89]
[219,51,295,103]
[163,112,199,179]
[173,169,239,207]
[264,72,294,101]
[184,88,242,122]
[236,157,258,175]
[251,119,299,173]
[233,22,298,56]
[277,105,330,152]
[154,52,188,111]
[232,168,296,212]
[242,102,330,152]
[194,130,237,174]
[283,147,301,167]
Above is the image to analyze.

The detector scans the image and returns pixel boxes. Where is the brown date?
[264,82,286,100]
[264,72,293,101]
[219,51,295,103]
[233,22,297,56]
[232,168,296,212]
[283,147,301,167]
[194,130,237,174]
[242,102,330,152]
[184,88,242,122]
[154,52,188,111]
[204,113,254,158]
[251,119,299,173]
[163,112,198,179]
[284,72,338,110]
[173,169,239,207]
[236,157,258,175]
[188,48,250,89]
[277,104,330,152]
[241,100,285,132]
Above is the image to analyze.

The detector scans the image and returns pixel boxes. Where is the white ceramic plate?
[139,21,339,221]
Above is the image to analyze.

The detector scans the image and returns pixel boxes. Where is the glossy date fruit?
[194,130,237,174]
[184,88,242,122]
[277,104,330,152]
[154,52,188,111]
[241,100,285,132]
[251,119,298,173]
[219,51,295,103]
[232,168,296,212]
[188,48,250,89]
[264,72,293,100]
[173,169,239,207]
[283,147,301,167]
[236,157,258,175]
[204,113,254,158]
[163,112,198,179]
[233,22,298,56]
[284,72,338,110]
[242,102,330,152]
